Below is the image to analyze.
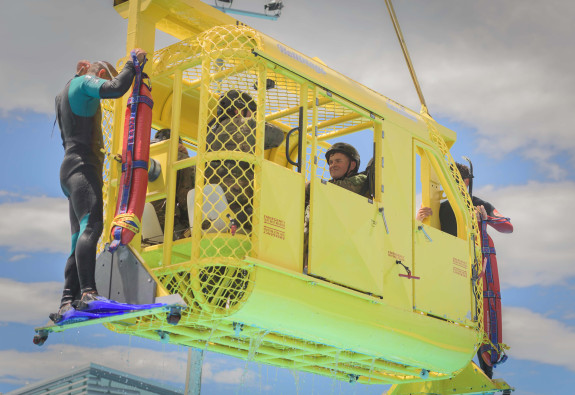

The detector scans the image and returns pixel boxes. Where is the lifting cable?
[384,0,429,116]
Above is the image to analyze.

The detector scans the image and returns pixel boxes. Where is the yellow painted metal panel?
[381,123,414,310]
[141,239,191,267]
[232,262,478,374]
[146,140,170,199]
[258,161,304,272]
[309,182,385,296]
[386,362,514,394]
[125,0,159,56]
[148,81,202,140]
[413,224,473,324]
[115,0,238,41]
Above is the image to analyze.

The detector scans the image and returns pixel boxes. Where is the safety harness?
[479,217,511,368]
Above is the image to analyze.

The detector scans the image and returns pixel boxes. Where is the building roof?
[7,363,182,395]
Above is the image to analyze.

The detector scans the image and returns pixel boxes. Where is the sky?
[1,0,574,394]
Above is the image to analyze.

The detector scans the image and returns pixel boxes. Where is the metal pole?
[184,348,203,395]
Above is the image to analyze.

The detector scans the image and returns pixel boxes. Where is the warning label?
[452,258,468,278]
[263,215,286,240]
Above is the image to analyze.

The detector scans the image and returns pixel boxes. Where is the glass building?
[7,363,182,395]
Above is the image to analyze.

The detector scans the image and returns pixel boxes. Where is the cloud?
[504,306,575,372]
[278,1,575,180]
[0,344,262,389]
[0,278,62,325]
[203,363,257,385]
[0,192,69,254]
[1,1,574,179]
[8,254,29,262]
[0,191,20,198]
[0,1,176,117]
[0,1,127,115]
[476,181,575,288]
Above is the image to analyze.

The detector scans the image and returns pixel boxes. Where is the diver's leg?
[62,200,81,303]
[51,179,81,323]
[67,169,104,299]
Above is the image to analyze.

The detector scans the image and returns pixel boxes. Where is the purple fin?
[57,309,121,326]
[80,296,165,314]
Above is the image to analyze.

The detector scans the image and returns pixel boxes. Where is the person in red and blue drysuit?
[417,162,513,379]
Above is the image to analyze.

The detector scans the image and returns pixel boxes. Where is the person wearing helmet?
[416,162,513,379]
[206,90,284,151]
[324,142,368,196]
[415,163,512,235]
[205,90,284,233]
[302,142,368,273]
[304,142,368,204]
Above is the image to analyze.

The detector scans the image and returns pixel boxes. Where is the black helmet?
[325,142,361,173]
[153,128,171,142]
[151,128,182,144]
[455,162,473,180]
[217,90,257,118]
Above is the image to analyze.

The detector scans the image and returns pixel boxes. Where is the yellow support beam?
[317,121,374,142]
[266,97,331,122]
[161,69,183,266]
[386,362,513,395]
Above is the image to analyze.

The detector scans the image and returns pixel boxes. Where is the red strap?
[398,274,420,280]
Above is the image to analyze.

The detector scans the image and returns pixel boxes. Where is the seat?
[187,185,229,233]
[141,202,164,244]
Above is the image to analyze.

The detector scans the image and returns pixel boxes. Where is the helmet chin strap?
[345,161,353,177]
[333,160,353,181]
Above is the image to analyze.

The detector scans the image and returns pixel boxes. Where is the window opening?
[415,144,468,239]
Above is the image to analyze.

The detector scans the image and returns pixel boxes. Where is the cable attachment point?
[347,374,359,384]
[233,322,244,336]
[396,260,420,280]
[417,225,432,242]
[100,148,122,163]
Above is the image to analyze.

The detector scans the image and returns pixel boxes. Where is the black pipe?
[285,106,304,173]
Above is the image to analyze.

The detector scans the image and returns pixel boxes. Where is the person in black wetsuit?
[51,49,147,322]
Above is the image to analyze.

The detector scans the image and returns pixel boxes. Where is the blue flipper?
[57,309,121,326]
[35,295,187,346]
[78,296,166,314]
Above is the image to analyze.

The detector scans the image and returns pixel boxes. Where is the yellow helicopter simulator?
[40,0,515,393]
